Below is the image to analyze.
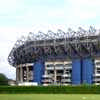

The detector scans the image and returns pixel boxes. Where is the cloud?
[69,0,100,6]
[65,0,100,21]
[0,0,100,80]
[0,62,16,80]
[0,0,16,14]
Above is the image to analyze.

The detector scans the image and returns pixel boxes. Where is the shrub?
[0,73,8,86]
[0,85,100,94]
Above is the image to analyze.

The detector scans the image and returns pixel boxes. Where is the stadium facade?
[8,26,100,85]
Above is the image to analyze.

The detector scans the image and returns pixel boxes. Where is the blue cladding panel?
[33,60,45,84]
[72,59,81,85]
[82,58,93,84]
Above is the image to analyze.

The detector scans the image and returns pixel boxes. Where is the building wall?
[16,58,100,85]
[33,60,45,84]
[94,58,100,85]
[43,60,72,85]
[82,58,94,84]
[72,59,81,85]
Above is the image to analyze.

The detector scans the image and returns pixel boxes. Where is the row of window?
[46,63,72,67]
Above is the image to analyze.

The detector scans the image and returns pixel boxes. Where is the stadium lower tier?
[16,58,100,85]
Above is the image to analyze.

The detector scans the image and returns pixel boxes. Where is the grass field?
[0,94,100,100]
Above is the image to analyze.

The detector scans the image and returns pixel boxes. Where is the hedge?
[0,85,100,94]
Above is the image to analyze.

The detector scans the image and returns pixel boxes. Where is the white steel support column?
[45,65,47,76]
[26,66,29,82]
[16,65,19,83]
[63,63,66,75]
[54,62,56,84]
[20,65,23,83]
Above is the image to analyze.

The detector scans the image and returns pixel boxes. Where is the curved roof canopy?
[8,26,100,66]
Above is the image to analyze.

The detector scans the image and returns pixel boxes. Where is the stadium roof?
[8,26,100,66]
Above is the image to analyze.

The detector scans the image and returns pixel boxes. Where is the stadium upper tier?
[8,26,100,66]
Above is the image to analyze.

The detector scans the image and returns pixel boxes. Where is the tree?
[0,73,8,85]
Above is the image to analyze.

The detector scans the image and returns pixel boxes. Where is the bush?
[0,85,100,94]
[0,73,8,85]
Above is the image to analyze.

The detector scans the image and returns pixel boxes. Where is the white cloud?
[0,0,100,80]
[0,41,16,80]
[0,62,16,80]
[69,0,100,6]
[0,0,16,14]
[63,0,100,23]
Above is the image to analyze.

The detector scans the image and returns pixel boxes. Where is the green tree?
[0,73,8,85]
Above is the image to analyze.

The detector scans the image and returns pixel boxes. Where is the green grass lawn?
[0,94,100,100]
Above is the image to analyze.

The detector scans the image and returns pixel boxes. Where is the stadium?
[8,26,100,86]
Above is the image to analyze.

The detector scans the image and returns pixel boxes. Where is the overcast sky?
[0,0,100,80]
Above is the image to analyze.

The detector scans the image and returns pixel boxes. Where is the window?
[47,64,54,67]
[55,64,64,67]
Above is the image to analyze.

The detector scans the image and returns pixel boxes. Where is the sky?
[0,0,100,80]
